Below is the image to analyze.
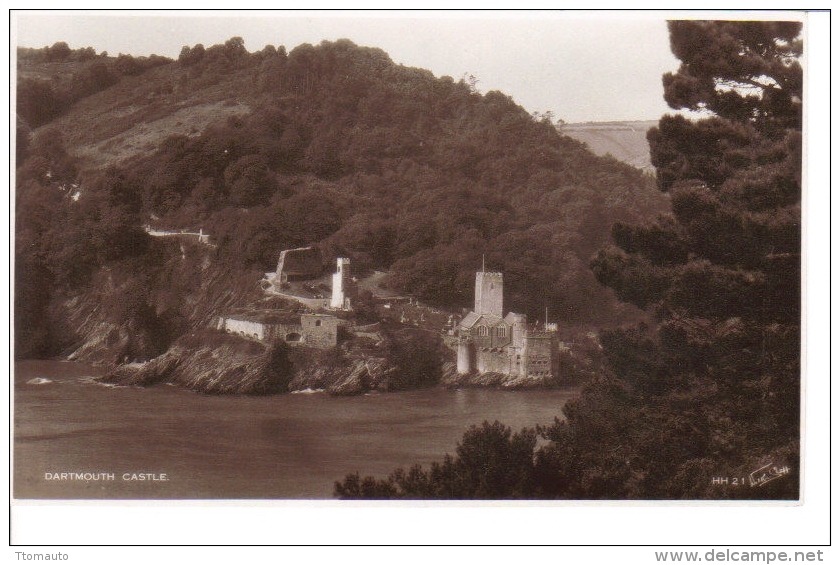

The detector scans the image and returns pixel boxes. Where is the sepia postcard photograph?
[9,8,829,550]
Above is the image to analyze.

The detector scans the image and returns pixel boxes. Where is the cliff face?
[560,121,659,174]
[102,336,288,394]
[287,354,396,396]
[57,238,263,365]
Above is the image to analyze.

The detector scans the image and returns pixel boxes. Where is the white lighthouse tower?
[331,257,352,310]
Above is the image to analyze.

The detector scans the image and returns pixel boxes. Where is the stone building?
[457,270,560,379]
[219,311,340,348]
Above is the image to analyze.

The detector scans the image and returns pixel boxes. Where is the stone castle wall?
[222,318,267,341]
[457,341,475,375]
[476,348,512,375]
[301,314,340,349]
[524,335,555,377]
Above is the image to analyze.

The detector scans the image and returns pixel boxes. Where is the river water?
[14,360,577,499]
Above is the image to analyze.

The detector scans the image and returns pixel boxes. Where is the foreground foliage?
[335,421,540,499]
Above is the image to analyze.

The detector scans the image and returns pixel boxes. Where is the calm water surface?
[14,360,577,499]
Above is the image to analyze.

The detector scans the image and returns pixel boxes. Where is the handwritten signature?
[748,462,791,487]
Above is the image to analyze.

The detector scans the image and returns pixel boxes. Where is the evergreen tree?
[581,20,802,498]
[335,421,539,499]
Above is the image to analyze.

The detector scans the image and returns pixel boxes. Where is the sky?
[13,10,689,123]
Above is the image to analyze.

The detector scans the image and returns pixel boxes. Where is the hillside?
[561,121,658,173]
[15,38,670,362]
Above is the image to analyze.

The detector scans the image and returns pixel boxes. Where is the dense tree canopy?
[16,45,171,130]
[663,21,802,129]
[335,421,540,499]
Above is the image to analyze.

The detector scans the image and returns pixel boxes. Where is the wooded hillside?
[15,38,668,359]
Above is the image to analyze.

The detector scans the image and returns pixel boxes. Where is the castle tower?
[505,312,528,377]
[456,338,475,375]
[331,258,352,310]
[474,271,504,318]
[507,313,528,350]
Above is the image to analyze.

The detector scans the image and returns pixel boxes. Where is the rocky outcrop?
[66,319,161,366]
[102,330,402,396]
[439,363,560,390]
[59,238,264,365]
[287,355,396,396]
[102,338,286,395]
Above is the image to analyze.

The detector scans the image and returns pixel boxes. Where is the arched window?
[497,326,506,337]
[477,326,488,337]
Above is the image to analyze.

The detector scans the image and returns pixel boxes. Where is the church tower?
[474,270,504,318]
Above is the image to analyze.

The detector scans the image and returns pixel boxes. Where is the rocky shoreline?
[101,339,284,395]
[100,327,417,396]
[101,331,564,396]
[439,366,560,390]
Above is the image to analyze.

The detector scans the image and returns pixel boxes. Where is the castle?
[457,270,560,379]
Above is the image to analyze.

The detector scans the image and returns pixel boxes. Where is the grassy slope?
[24,55,658,177]
[24,59,256,168]
[561,120,658,173]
